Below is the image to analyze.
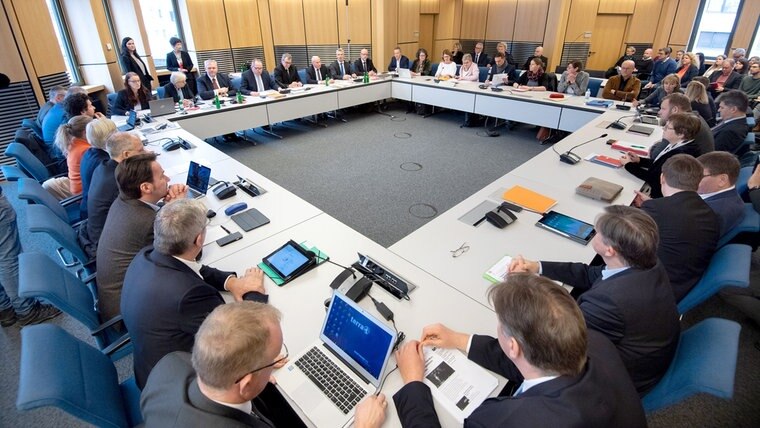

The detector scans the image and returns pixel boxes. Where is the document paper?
[422,346,499,423]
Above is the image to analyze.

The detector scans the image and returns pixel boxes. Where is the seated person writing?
[112,72,152,116]
[486,52,516,86]
[513,58,550,91]
[455,54,479,82]
[240,59,277,95]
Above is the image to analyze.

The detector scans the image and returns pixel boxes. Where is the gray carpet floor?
[1,103,758,427]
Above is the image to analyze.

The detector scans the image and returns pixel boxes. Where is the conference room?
[1,0,759,427]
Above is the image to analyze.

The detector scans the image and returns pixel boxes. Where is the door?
[586,15,628,71]
[419,15,434,54]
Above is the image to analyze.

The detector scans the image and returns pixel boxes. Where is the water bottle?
[363,72,369,83]
[214,94,221,110]
[237,91,244,104]
[585,88,591,100]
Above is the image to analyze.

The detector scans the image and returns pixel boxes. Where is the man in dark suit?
[387,47,410,72]
[165,37,196,96]
[273,53,302,89]
[713,90,750,154]
[509,206,680,395]
[162,72,194,104]
[196,59,236,100]
[328,48,353,80]
[120,199,268,390]
[698,152,746,236]
[709,59,742,97]
[471,42,489,67]
[354,48,377,75]
[522,45,549,71]
[77,132,146,257]
[393,274,646,427]
[240,59,277,95]
[305,55,330,84]
[96,152,188,323]
[636,154,720,302]
[142,302,385,428]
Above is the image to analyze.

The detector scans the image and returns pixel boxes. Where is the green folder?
[257,242,328,286]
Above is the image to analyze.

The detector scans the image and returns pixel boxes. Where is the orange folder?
[502,185,557,214]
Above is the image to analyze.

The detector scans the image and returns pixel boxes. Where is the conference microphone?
[553,133,608,165]
[616,92,632,110]
[608,114,637,130]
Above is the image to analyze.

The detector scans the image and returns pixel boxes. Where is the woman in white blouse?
[455,54,479,82]
[435,50,458,79]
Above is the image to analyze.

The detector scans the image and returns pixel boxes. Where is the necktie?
[316,67,321,81]
[476,53,479,63]
[255,74,264,92]
[340,62,345,76]
[212,78,219,90]
[362,60,366,72]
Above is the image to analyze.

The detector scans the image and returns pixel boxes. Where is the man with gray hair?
[306,55,330,84]
[196,59,235,100]
[35,85,66,129]
[732,47,746,61]
[120,198,268,390]
[273,53,302,89]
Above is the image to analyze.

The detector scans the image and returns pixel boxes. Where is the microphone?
[616,92,632,110]
[553,133,608,165]
[608,114,637,130]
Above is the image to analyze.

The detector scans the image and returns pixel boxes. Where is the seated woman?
[450,42,464,65]
[55,115,94,196]
[112,72,152,116]
[632,73,681,108]
[513,58,551,91]
[455,54,479,82]
[685,81,715,126]
[619,112,701,199]
[411,48,431,77]
[163,71,194,107]
[676,52,699,86]
[734,58,749,75]
[435,50,457,79]
[703,55,724,79]
[556,60,589,95]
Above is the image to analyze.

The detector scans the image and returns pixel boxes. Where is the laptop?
[277,291,397,427]
[397,68,412,79]
[186,161,211,199]
[117,111,137,131]
[148,98,176,117]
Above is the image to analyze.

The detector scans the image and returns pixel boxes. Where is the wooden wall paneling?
[419,13,434,52]
[337,0,371,46]
[668,0,699,46]
[269,0,305,45]
[0,1,28,82]
[459,0,487,40]
[513,0,549,42]
[586,14,628,70]
[434,38,457,59]
[398,41,420,59]
[626,0,662,43]
[398,0,420,44]
[225,0,263,47]
[485,0,517,41]
[420,0,439,14]
[11,0,68,77]
[304,0,338,45]
[545,0,572,72]
[256,0,276,72]
[652,0,678,52]
[371,0,396,69]
[598,0,635,14]
[435,0,462,40]
[184,0,231,51]
[731,0,760,50]
[563,0,598,43]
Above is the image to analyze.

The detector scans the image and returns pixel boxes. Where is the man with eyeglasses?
[240,58,277,96]
[273,53,302,89]
[141,302,388,427]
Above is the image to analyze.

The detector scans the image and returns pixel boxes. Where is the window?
[689,0,742,59]
[46,0,81,83]
[750,18,760,58]
[138,0,183,68]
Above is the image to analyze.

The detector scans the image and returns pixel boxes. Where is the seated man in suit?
[162,72,194,107]
[273,53,302,89]
[713,90,750,155]
[120,198,268,390]
[142,302,385,427]
[602,60,641,101]
[393,274,646,427]
[328,48,353,80]
[240,58,277,95]
[354,48,377,76]
[472,42,489,67]
[387,46,410,72]
[96,152,188,324]
[509,205,680,395]
[196,59,236,100]
[522,45,549,71]
[710,59,742,97]
[698,151,745,236]
[484,52,516,86]
[634,154,720,301]
[644,47,678,91]
[649,93,714,158]
[305,55,330,84]
[77,132,146,257]
[634,48,654,81]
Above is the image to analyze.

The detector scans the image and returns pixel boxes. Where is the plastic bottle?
[237,91,244,104]
[363,72,369,83]
[584,89,591,100]
[214,94,221,109]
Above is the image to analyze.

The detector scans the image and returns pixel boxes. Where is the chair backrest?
[230,76,242,91]
[677,243,751,314]
[478,66,489,82]
[430,63,439,76]
[737,166,753,197]
[21,117,44,140]
[17,178,69,222]
[642,318,740,413]
[718,204,760,247]
[107,92,118,117]
[1,165,29,181]
[17,324,139,428]
[587,78,604,97]
[546,72,558,92]
[25,204,90,265]
[156,85,166,99]
[4,142,50,182]
[297,68,308,85]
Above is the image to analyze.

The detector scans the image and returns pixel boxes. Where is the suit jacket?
[96,195,157,323]
[641,191,720,302]
[651,57,677,84]
[602,75,641,101]
[163,83,193,103]
[353,57,377,74]
[624,140,700,198]
[112,89,151,117]
[393,331,645,427]
[541,261,680,394]
[141,352,273,428]
[305,64,330,84]
[120,246,267,389]
[635,57,654,80]
[78,159,119,257]
[273,64,300,88]
[239,69,277,95]
[489,52,516,67]
[471,52,489,67]
[678,65,699,86]
[712,117,749,155]
[78,148,109,218]
[704,188,746,237]
[388,55,410,72]
[165,50,194,73]
[120,53,154,90]
[487,62,518,85]
[709,71,742,96]
[328,60,352,79]
[197,73,236,100]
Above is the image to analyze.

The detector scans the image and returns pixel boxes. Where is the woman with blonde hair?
[455,54,479,81]
[451,42,464,65]
[684,81,715,126]
[703,55,724,78]
[676,52,699,86]
[80,117,117,217]
[632,73,681,108]
[54,115,93,195]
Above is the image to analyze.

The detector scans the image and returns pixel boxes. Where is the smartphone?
[216,232,243,247]
[606,139,616,145]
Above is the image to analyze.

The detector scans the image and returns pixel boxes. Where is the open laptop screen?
[187,161,211,194]
[321,292,395,384]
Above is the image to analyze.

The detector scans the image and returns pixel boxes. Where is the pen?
[220,225,231,234]
[630,145,646,149]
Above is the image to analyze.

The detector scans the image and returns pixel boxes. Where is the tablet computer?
[535,211,596,245]
[262,240,316,282]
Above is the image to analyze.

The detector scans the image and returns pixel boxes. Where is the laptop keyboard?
[294,347,366,414]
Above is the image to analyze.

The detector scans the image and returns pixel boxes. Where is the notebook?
[148,98,176,117]
[277,291,397,428]
[186,161,211,199]
[502,185,557,214]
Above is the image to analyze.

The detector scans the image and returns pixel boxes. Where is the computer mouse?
[206,209,216,219]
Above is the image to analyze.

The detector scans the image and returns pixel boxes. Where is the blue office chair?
[25,204,93,272]
[17,324,141,428]
[107,92,118,117]
[747,116,755,129]
[737,166,753,197]
[21,118,44,140]
[230,76,242,92]
[642,318,740,413]
[17,178,82,225]
[718,204,760,247]
[1,164,28,181]
[298,68,308,85]
[156,85,166,99]
[677,244,751,314]
[4,142,55,183]
[587,78,604,98]
[456,64,461,76]
[18,252,132,360]
[478,67,489,82]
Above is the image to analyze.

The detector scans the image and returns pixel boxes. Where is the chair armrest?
[93,314,124,334]
[60,194,83,207]
[101,333,131,356]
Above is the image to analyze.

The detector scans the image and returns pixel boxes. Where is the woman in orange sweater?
[54,115,93,195]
